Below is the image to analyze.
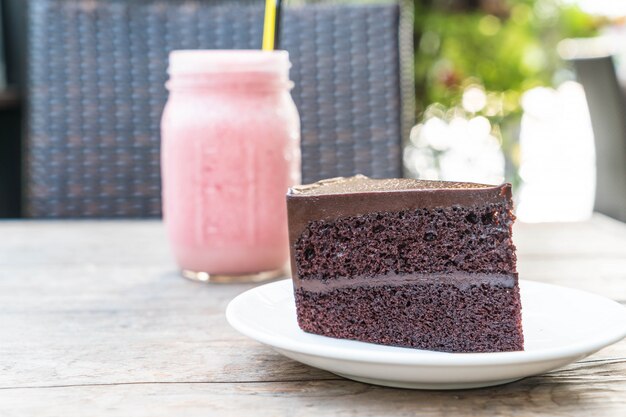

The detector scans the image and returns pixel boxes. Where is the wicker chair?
[25,0,414,217]
[564,47,626,223]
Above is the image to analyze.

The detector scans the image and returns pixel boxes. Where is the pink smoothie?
[161,51,300,276]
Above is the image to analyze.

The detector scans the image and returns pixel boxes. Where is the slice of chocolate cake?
[287,175,523,353]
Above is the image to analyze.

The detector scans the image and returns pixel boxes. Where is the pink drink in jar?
[161,50,301,282]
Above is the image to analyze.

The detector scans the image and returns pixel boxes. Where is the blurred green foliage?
[414,0,600,117]
[411,0,602,184]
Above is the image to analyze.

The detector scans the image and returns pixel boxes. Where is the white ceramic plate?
[226,279,626,390]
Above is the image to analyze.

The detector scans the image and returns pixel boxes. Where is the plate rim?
[226,279,626,367]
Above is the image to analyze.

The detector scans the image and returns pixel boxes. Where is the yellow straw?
[262,0,277,51]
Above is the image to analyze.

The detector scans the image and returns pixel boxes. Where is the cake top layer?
[287,176,512,253]
[288,175,495,197]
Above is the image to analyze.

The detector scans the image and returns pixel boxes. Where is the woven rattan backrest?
[25,0,413,217]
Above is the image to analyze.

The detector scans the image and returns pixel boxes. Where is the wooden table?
[1,216,626,416]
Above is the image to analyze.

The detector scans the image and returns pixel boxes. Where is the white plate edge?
[226,279,626,367]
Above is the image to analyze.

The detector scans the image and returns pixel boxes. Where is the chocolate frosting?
[297,272,517,292]
[287,176,512,257]
[289,174,494,196]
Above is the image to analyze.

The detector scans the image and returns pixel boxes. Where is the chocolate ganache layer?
[297,272,517,293]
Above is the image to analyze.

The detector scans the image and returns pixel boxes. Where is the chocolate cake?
[287,175,523,353]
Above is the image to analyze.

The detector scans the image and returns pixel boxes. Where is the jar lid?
[168,50,291,76]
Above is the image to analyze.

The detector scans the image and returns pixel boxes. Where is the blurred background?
[1,0,625,222]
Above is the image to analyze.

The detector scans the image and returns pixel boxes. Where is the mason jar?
[161,50,301,283]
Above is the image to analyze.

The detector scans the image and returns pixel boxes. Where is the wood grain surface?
[1,216,625,416]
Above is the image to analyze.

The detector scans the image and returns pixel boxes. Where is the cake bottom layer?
[294,280,523,353]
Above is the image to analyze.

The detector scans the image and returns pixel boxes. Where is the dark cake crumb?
[294,203,516,281]
[295,283,524,353]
